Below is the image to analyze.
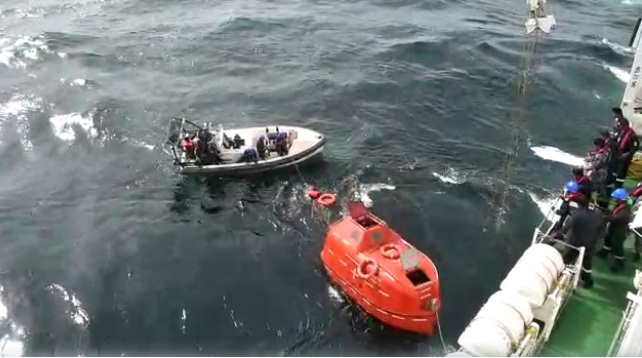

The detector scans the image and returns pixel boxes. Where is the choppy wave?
[0,35,52,69]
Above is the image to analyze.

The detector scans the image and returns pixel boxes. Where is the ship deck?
[539,252,637,356]
[540,179,641,357]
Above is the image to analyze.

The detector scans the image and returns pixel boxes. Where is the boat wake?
[603,63,630,83]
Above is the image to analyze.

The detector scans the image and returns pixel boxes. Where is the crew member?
[256,135,268,160]
[275,132,289,156]
[551,195,603,288]
[571,167,592,199]
[553,181,585,232]
[597,188,633,272]
[180,135,195,159]
[584,136,610,206]
[613,111,640,189]
[628,183,642,263]
[240,147,259,163]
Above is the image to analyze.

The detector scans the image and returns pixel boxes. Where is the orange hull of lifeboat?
[320,206,441,335]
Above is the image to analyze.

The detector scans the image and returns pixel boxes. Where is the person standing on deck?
[551,195,603,288]
[571,166,593,199]
[597,188,633,272]
[583,136,610,207]
[612,109,640,190]
[552,181,585,232]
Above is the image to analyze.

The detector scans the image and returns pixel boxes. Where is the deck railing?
[607,285,642,357]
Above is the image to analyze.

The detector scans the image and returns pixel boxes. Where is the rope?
[488,14,544,230]
[435,310,448,354]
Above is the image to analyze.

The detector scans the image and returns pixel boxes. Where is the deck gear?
[320,200,441,335]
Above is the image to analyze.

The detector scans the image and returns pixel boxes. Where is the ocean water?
[0,0,638,355]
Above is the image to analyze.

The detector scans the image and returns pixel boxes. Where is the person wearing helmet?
[571,166,593,198]
[597,188,633,272]
[550,194,603,288]
[552,181,586,232]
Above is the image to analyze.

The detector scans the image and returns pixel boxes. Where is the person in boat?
[256,135,268,160]
[584,136,611,207]
[550,194,603,288]
[232,134,244,149]
[597,188,632,272]
[275,132,289,156]
[612,109,640,190]
[180,134,196,160]
[239,147,259,163]
[552,181,585,232]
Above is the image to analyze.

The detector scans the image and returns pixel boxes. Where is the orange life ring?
[356,258,379,279]
[380,243,401,260]
[317,193,337,207]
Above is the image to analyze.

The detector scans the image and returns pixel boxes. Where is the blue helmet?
[565,181,579,193]
[611,188,629,201]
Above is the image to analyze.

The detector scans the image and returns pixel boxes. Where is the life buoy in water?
[317,193,337,207]
[308,188,321,200]
[356,258,379,279]
[380,243,401,260]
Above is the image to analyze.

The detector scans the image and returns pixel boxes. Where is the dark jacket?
[576,175,593,198]
[554,206,604,251]
[616,126,640,165]
[603,202,632,240]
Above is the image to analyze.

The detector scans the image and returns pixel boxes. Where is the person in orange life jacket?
[597,188,633,272]
[550,194,603,288]
[627,183,642,263]
[571,166,592,198]
[180,135,196,159]
[584,137,611,207]
[612,111,640,189]
[552,181,585,232]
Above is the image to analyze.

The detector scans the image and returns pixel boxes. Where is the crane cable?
[488,2,552,230]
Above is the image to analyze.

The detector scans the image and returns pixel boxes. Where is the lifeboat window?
[372,231,382,242]
[406,269,430,286]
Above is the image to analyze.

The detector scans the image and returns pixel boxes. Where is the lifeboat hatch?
[406,268,430,286]
[355,216,378,228]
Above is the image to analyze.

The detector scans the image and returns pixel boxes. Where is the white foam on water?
[358,183,395,208]
[60,78,89,88]
[0,93,41,150]
[530,145,584,167]
[432,167,465,185]
[46,284,90,327]
[327,285,344,304]
[601,38,633,55]
[527,191,560,223]
[603,63,630,83]
[0,35,50,69]
[49,113,98,141]
[0,285,26,357]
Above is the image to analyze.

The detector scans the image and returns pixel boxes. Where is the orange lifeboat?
[320,201,441,335]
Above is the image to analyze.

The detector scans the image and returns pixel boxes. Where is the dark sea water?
[0,0,639,355]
